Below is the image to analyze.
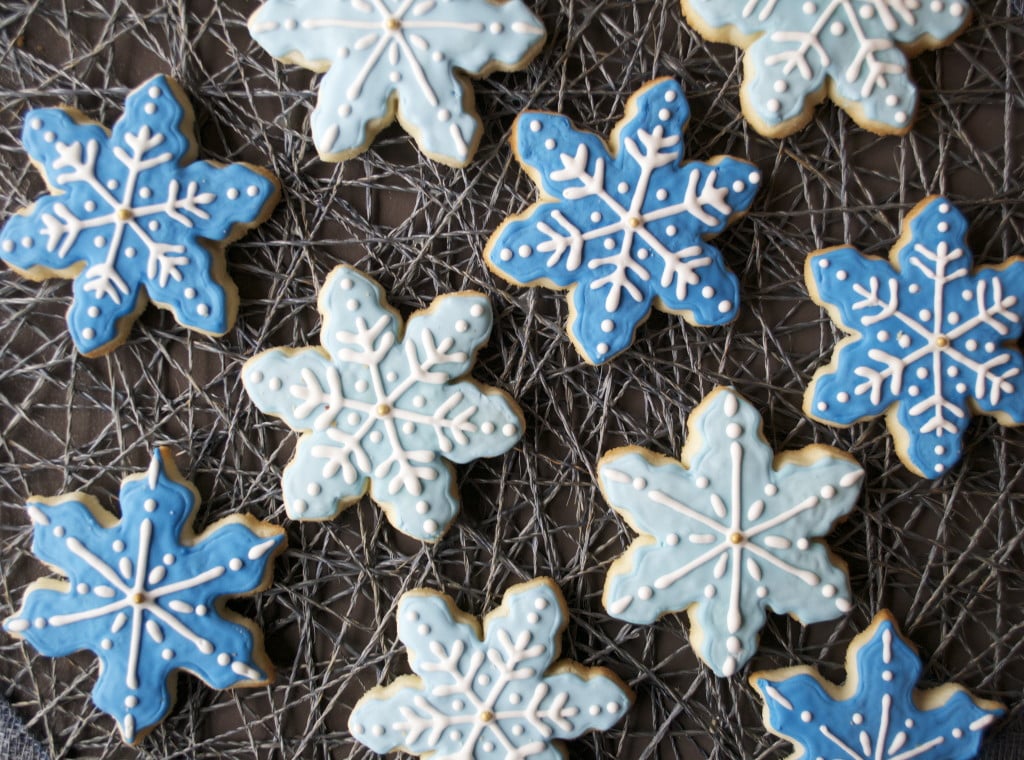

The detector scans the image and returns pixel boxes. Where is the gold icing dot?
[935,335,949,348]
[131,593,146,605]
[479,710,494,723]
[116,208,133,221]
[376,404,391,416]
[384,17,400,29]
[628,216,641,228]
[729,532,744,545]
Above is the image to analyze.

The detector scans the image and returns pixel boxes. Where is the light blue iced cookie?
[805,196,1024,478]
[350,578,633,757]
[0,75,280,356]
[248,0,545,166]
[682,0,971,137]
[243,265,523,541]
[598,387,863,677]
[486,78,760,364]
[2,447,286,744]
[753,611,1005,760]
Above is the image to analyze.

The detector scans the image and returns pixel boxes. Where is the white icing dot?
[666,533,679,546]
[101,638,113,649]
[909,283,920,293]
[511,725,523,736]
[886,94,900,107]
[535,598,548,610]
[144,498,157,513]
[597,342,610,354]
[878,330,890,341]
[197,304,210,317]
[529,120,542,132]
[953,728,964,738]
[455,319,469,333]
[355,379,368,392]
[292,499,307,515]
[821,584,837,597]
[935,463,946,473]
[248,370,264,385]
[606,702,620,714]
[726,423,742,439]
[423,519,438,534]
[884,670,894,681]
[482,741,494,751]
[704,584,716,598]
[544,138,555,149]
[931,0,943,9]
[470,304,484,318]
[985,341,996,352]
[144,103,157,115]
[509,692,522,705]
[801,711,813,722]
[797,538,810,550]
[490,21,503,32]
[820,485,836,499]
[139,187,152,199]
[774,80,787,93]
[767,99,781,113]
[247,185,260,197]
[93,235,106,247]
[527,612,539,624]
[196,605,207,616]
[859,3,874,16]
[656,188,668,201]
[44,131,55,143]
[113,540,125,552]
[702,285,716,299]
[499,247,513,261]
[306,482,321,497]
[124,247,136,258]
[269,377,282,391]
[82,328,95,340]
[162,648,174,660]
[481,421,495,434]
[658,108,671,120]
[726,636,741,654]
[0,240,12,253]
[418,624,430,635]
[718,300,733,314]
[664,90,676,102]
[830,21,844,35]
[402,422,414,434]
[696,476,710,489]
[53,526,65,537]
[370,431,383,443]
[837,392,850,402]
[617,181,629,193]
[853,713,864,725]
[347,412,361,426]
[757,586,768,598]
[226,187,239,200]
[347,299,360,311]
[230,558,243,571]
[632,477,646,490]
[947,366,959,378]
[518,245,532,258]
[218,653,231,666]
[898,334,912,348]
[589,705,601,716]
[836,270,848,281]
[148,85,161,98]
[84,200,96,212]
[819,259,830,268]
[818,401,828,412]
[732,180,745,193]
[802,1,815,12]
[77,583,89,594]
[938,221,950,232]
[636,248,649,260]
[107,179,118,190]
[477,673,491,686]
[638,586,652,600]
[502,423,517,436]
[950,2,964,15]
[414,500,429,515]
[432,50,443,62]
[148,220,159,231]
[372,725,385,736]
[919,309,933,321]
[956,383,967,393]
[29,118,42,129]
[908,385,920,397]
[389,71,401,83]
[601,319,614,333]
[764,483,778,496]
[916,367,929,380]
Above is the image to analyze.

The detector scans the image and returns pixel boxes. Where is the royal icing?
[485,78,761,364]
[2,448,285,744]
[805,197,1024,478]
[248,0,545,166]
[598,387,863,678]
[243,265,523,541]
[0,75,279,356]
[753,611,1005,760]
[349,578,632,757]
[683,0,971,136]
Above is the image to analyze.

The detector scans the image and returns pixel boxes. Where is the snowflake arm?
[243,265,523,541]
[349,578,633,758]
[2,448,285,745]
[805,197,1024,477]
[599,387,862,677]
[0,75,280,357]
[486,78,760,364]
[248,0,545,166]
[753,611,1005,760]
[684,0,972,136]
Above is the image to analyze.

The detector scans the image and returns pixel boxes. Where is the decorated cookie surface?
[805,196,1024,478]
[598,387,863,677]
[681,0,971,137]
[243,265,523,541]
[248,0,545,166]
[349,577,633,757]
[485,78,760,364]
[0,75,280,357]
[752,611,1005,760]
[2,448,286,745]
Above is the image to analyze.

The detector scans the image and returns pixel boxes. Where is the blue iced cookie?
[2,447,286,744]
[349,577,633,757]
[805,196,1024,478]
[243,265,523,541]
[485,78,761,364]
[753,610,1005,760]
[0,75,280,356]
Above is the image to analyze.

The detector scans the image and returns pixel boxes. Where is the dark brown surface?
[0,0,1021,757]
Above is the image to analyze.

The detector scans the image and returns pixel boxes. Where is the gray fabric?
[0,696,48,760]
[0,0,1020,757]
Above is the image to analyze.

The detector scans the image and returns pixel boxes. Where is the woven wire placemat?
[0,0,1022,757]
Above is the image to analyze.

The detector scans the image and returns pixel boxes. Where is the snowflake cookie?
[805,196,1024,478]
[485,78,761,365]
[681,0,972,137]
[243,265,523,541]
[598,387,864,677]
[2,447,286,745]
[752,610,1005,760]
[248,0,546,167]
[349,577,633,757]
[0,75,280,357]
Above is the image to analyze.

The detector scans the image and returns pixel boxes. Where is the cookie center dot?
[131,593,146,605]
[376,404,392,416]
[479,710,494,723]
[116,208,133,221]
[627,216,641,228]
[935,335,950,348]
[729,532,744,545]
[384,17,400,30]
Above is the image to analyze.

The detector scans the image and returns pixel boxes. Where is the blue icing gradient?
[349,578,631,757]
[2,448,285,744]
[248,0,545,165]
[686,0,971,134]
[599,387,863,677]
[0,75,278,356]
[755,613,1004,760]
[807,196,1024,478]
[243,265,523,541]
[487,78,760,364]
